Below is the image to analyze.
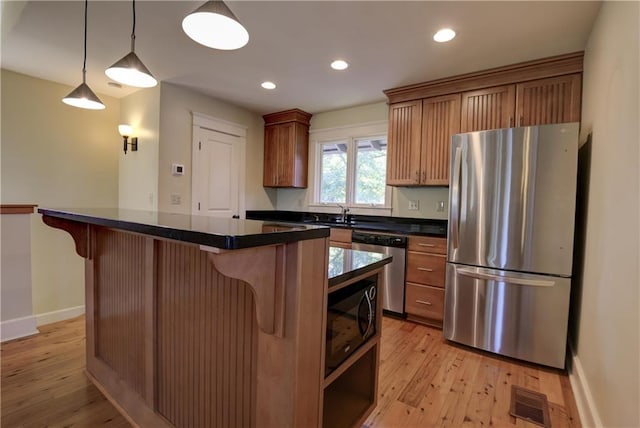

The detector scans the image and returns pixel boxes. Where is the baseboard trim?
[35,305,85,326]
[569,347,603,427]
[1,315,39,342]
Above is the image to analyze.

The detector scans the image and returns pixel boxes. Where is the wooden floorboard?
[1,316,581,427]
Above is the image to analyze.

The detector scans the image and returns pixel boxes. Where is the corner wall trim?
[35,305,85,327]
[569,347,604,427]
[1,315,38,342]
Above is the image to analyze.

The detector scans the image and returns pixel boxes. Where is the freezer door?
[443,263,571,368]
[448,123,578,276]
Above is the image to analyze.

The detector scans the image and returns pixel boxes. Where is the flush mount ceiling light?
[433,28,456,43]
[62,0,105,110]
[182,1,249,50]
[105,0,157,88]
[330,60,349,71]
[261,81,276,90]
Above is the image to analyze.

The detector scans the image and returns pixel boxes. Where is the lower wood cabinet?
[330,228,352,249]
[405,235,447,328]
[405,283,445,323]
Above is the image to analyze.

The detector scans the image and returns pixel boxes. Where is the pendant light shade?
[63,82,106,110]
[62,0,105,110]
[182,1,249,50]
[105,0,157,88]
[105,51,157,88]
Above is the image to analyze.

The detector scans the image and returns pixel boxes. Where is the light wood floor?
[1,316,580,427]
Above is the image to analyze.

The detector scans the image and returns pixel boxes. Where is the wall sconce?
[118,124,138,154]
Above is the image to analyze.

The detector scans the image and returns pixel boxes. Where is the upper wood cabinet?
[263,109,312,188]
[387,95,461,186]
[386,101,423,185]
[461,85,515,132]
[384,53,584,187]
[515,74,582,126]
[421,94,461,185]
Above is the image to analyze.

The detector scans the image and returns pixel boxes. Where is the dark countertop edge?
[246,210,447,238]
[328,256,392,287]
[38,208,330,250]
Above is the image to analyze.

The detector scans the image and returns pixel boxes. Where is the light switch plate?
[172,163,185,176]
[437,201,446,212]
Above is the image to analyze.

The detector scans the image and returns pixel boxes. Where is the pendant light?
[62,0,105,110]
[105,0,157,88]
[182,1,249,50]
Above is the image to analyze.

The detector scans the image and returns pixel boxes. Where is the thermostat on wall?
[172,163,185,176]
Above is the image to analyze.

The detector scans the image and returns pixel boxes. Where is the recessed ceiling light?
[330,60,349,71]
[261,81,276,90]
[433,28,456,43]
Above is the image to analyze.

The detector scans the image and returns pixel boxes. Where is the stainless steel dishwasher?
[351,230,407,317]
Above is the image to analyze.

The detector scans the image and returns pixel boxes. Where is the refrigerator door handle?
[457,267,556,287]
[450,147,462,250]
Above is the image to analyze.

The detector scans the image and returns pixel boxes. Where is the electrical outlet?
[171,194,181,205]
[437,201,446,212]
[408,200,419,210]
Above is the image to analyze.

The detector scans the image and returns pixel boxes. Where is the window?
[315,135,389,208]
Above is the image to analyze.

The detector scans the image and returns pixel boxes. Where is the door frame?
[191,112,247,218]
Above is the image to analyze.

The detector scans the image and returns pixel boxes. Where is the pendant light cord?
[82,0,87,83]
[130,0,136,52]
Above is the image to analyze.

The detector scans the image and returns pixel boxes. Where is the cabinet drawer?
[407,236,446,254]
[405,283,444,322]
[406,252,445,287]
[330,228,352,244]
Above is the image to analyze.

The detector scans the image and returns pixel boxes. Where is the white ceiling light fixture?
[261,81,276,90]
[433,28,456,43]
[330,60,349,71]
[182,1,249,50]
[105,0,157,88]
[62,0,105,110]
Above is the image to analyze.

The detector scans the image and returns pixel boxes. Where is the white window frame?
[309,121,391,211]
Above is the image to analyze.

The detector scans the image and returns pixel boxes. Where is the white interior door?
[192,125,245,218]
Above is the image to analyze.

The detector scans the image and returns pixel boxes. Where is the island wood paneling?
[94,229,146,396]
[156,241,257,428]
[515,74,582,126]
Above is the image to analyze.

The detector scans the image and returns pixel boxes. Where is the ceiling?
[1,1,601,115]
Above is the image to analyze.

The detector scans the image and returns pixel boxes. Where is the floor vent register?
[509,385,552,428]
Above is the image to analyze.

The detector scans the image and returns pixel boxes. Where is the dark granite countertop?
[38,208,329,250]
[327,246,392,287]
[246,210,447,237]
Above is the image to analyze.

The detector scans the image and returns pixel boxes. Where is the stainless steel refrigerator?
[444,123,579,368]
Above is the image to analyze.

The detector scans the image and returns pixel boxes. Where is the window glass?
[354,137,387,205]
[320,141,347,204]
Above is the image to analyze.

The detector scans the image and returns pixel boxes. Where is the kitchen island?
[39,208,390,428]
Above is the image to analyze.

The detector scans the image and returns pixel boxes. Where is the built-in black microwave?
[325,274,378,376]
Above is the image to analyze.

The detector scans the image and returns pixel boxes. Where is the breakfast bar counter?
[39,208,390,428]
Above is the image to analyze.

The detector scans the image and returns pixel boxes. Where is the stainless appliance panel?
[448,123,579,276]
[351,242,406,315]
[443,263,570,368]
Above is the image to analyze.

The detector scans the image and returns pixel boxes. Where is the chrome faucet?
[337,204,350,223]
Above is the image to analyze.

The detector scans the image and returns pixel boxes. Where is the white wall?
[119,86,161,210]
[158,83,275,214]
[573,2,639,426]
[1,69,120,322]
[1,212,38,340]
[276,101,450,219]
